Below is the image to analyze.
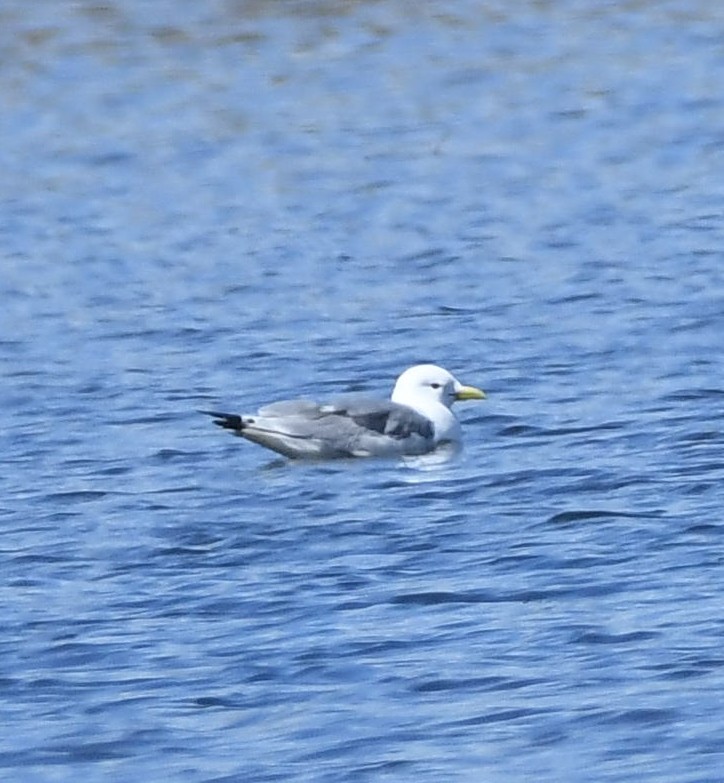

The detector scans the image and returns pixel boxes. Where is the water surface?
[1,1,723,781]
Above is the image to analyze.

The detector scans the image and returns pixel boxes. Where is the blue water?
[1,1,723,781]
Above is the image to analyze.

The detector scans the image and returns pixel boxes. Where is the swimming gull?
[202,364,485,460]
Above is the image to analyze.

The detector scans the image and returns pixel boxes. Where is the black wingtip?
[199,410,245,432]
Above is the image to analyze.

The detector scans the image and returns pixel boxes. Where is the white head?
[391,364,486,410]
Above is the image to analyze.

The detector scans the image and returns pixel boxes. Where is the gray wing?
[205,395,435,458]
[323,395,435,441]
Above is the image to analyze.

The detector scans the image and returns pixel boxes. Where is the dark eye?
[430,382,442,389]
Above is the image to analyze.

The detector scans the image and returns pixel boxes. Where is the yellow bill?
[455,385,486,401]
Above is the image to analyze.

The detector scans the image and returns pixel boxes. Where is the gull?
[202,364,485,460]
